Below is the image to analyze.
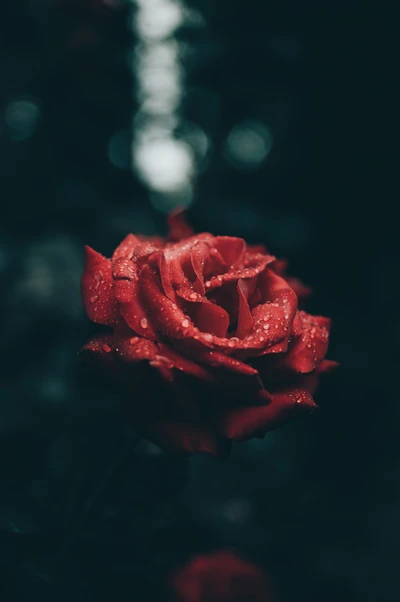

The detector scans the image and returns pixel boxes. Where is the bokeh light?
[5,99,40,141]
[224,119,273,170]
[131,0,204,212]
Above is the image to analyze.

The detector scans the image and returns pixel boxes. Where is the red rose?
[81,212,336,455]
[170,551,275,602]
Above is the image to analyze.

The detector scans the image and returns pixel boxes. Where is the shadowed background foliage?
[0,1,397,601]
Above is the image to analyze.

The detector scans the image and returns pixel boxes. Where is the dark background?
[0,1,397,601]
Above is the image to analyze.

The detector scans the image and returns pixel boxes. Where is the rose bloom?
[170,551,275,602]
[81,212,336,455]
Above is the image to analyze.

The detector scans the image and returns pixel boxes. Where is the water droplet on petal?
[182,319,190,328]
[204,333,213,342]
[102,344,112,353]
[140,317,148,329]
[189,292,197,300]
[90,295,99,303]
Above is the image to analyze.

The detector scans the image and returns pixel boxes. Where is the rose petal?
[287,276,312,301]
[133,241,162,264]
[167,209,195,242]
[159,252,178,302]
[280,311,330,373]
[214,387,317,440]
[112,233,141,262]
[236,279,254,338]
[113,323,159,363]
[205,253,275,291]
[319,359,339,372]
[80,334,116,361]
[190,241,208,295]
[245,267,298,354]
[186,301,230,337]
[271,258,288,275]
[112,257,158,340]
[213,236,246,267]
[142,268,275,354]
[81,246,119,325]
[142,421,229,456]
[248,243,269,254]
[79,334,129,388]
[203,246,227,279]
[140,264,197,338]
[186,347,259,376]
[157,343,214,382]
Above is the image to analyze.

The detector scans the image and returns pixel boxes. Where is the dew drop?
[130,337,139,345]
[189,292,197,300]
[140,317,148,329]
[90,295,99,303]
[275,324,279,329]
[102,344,112,353]
[204,333,213,342]
[182,319,190,328]
[263,324,270,331]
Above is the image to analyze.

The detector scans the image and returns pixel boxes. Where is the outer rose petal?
[81,246,119,325]
[280,310,330,373]
[111,233,141,262]
[213,387,316,440]
[113,323,159,363]
[157,343,214,382]
[80,334,134,392]
[172,342,259,376]
[80,334,116,362]
[287,276,312,301]
[142,421,230,456]
[112,257,158,340]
